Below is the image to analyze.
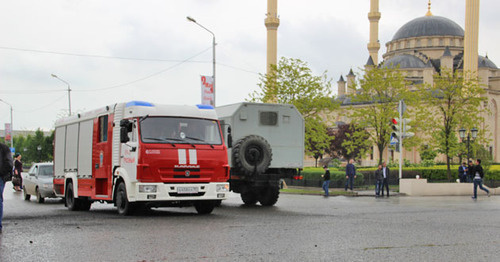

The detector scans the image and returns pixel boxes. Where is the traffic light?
[402,118,415,138]
[391,118,401,138]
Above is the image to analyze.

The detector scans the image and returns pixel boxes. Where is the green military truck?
[216,102,304,206]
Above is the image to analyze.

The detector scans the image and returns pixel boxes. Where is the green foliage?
[419,145,437,161]
[348,66,419,165]
[12,129,54,164]
[417,69,488,180]
[250,57,338,158]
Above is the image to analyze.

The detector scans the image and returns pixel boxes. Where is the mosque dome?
[382,54,430,69]
[478,55,498,69]
[392,16,464,41]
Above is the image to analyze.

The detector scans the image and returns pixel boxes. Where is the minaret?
[265,0,280,75]
[367,0,381,65]
[464,0,480,78]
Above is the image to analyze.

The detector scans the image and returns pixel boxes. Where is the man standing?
[374,164,383,197]
[345,159,356,191]
[381,162,390,197]
[0,142,14,234]
[458,162,467,183]
[322,165,331,197]
[467,160,474,183]
[471,159,490,200]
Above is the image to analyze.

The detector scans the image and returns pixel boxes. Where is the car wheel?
[116,182,135,216]
[23,187,31,201]
[36,188,45,203]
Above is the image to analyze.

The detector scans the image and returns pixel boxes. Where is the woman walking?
[13,153,23,191]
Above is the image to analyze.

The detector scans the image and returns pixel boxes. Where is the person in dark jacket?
[1,142,14,233]
[472,159,490,200]
[458,162,467,183]
[467,160,474,183]
[13,153,23,191]
[322,165,331,197]
[374,165,383,197]
[380,162,391,197]
[345,159,356,191]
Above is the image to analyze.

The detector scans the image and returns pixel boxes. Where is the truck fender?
[64,173,79,198]
[112,167,137,203]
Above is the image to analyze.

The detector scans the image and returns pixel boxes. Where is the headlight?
[139,185,157,193]
[216,184,229,192]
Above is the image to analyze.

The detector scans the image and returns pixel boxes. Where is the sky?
[1,0,499,131]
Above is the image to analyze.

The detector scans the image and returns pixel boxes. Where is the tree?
[13,129,54,164]
[328,124,371,161]
[418,69,488,180]
[347,66,417,165]
[249,57,338,158]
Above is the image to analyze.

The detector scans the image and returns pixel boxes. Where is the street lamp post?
[459,127,478,162]
[37,145,42,162]
[0,99,13,150]
[187,16,216,106]
[51,74,72,116]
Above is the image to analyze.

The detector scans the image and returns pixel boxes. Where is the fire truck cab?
[53,101,229,215]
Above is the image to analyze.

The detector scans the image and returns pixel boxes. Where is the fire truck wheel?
[258,186,279,206]
[116,182,135,216]
[240,190,258,205]
[23,187,31,201]
[65,182,81,211]
[36,188,45,204]
[232,135,272,176]
[194,201,215,215]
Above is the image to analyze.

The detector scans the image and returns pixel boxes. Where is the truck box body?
[54,101,229,214]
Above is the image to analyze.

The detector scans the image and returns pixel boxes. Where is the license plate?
[177,186,198,194]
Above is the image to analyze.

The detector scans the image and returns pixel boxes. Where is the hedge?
[301,166,500,182]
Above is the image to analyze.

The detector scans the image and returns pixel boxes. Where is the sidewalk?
[284,186,400,197]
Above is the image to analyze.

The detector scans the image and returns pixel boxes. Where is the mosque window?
[416,39,421,47]
[427,39,433,47]
[439,38,444,46]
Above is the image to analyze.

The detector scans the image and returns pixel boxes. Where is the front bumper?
[131,182,229,202]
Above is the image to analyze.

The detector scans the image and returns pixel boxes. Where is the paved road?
[1,183,499,261]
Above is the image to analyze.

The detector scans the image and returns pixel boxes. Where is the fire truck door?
[93,115,113,197]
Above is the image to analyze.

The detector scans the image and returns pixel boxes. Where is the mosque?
[334,0,500,164]
[265,0,500,164]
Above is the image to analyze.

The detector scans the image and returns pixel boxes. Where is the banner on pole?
[201,75,214,106]
[5,123,11,142]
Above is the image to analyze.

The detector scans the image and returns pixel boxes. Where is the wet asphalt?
[1,181,499,261]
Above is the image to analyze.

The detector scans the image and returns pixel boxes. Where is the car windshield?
[140,117,222,145]
[39,166,54,177]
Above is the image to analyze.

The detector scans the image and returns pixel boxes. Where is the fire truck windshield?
[140,117,222,145]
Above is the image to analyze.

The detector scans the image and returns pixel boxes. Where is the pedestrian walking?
[322,165,331,197]
[344,159,356,191]
[0,142,14,234]
[458,162,467,183]
[471,159,490,200]
[374,164,383,197]
[381,162,390,197]
[12,153,23,191]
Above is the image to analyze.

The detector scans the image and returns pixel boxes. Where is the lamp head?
[186,16,196,23]
[51,74,57,78]
[458,128,466,139]
[471,127,478,139]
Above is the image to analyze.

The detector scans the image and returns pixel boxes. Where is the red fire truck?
[53,101,229,215]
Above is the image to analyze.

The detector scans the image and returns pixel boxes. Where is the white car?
[22,162,56,203]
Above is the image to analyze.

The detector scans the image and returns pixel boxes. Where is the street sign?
[390,135,399,145]
[10,147,15,153]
